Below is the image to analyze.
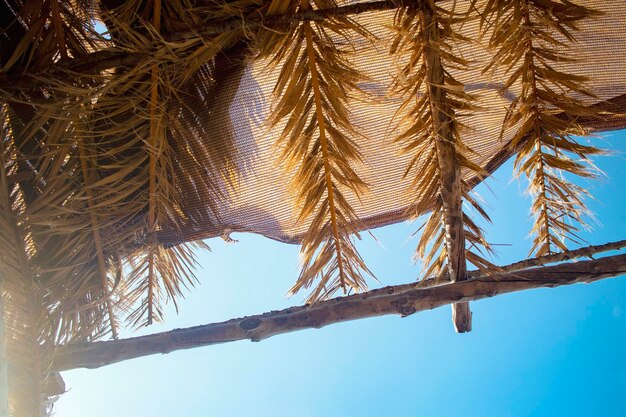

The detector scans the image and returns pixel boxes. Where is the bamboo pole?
[51,252,626,372]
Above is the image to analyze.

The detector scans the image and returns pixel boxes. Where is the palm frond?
[1,0,102,75]
[86,0,231,328]
[480,0,603,257]
[256,0,374,302]
[0,0,257,335]
[77,136,119,338]
[391,0,495,280]
[12,96,115,344]
[0,103,51,417]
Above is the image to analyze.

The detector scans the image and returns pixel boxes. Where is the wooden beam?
[167,0,399,42]
[0,0,399,91]
[51,253,626,372]
[496,239,626,274]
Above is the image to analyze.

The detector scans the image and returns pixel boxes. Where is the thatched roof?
[1,0,625,415]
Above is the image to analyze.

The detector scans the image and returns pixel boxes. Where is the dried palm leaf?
[0,0,257,335]
[79,1,212,328]
[0,103,53,417]
[1,0,102,75]
[480,0,603,256]
[255,0,374,302]
[391,0,495,281]
[11,96,116,343]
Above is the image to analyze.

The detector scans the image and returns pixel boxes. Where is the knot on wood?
[398,305,416,317]
[239,317,262,330]
[391,297,415,316]
[390,296,408,307]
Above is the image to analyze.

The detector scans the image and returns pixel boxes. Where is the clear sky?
[55,130,626,417]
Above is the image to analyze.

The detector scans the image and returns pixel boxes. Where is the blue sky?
[56,130,626,417]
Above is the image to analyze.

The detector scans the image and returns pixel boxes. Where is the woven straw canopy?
[1,0,625,415]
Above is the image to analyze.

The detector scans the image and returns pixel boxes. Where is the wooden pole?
[0,0,399,91]
[419,1,472,332]
[51,253,626,372]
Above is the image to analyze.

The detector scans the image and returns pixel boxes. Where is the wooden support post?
[420,2,471,332]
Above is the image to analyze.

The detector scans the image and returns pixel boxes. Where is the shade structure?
[1,0,626,416]
[1,1,625,245]
[151,2,626,246]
